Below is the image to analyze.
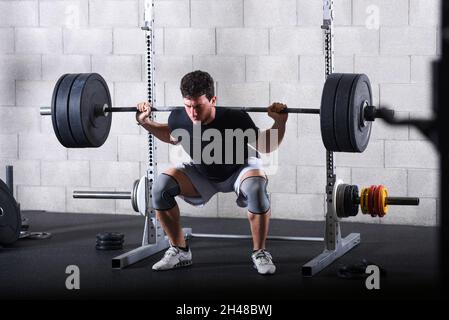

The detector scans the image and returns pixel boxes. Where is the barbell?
[72,177,419,218]
[40,72,394,153]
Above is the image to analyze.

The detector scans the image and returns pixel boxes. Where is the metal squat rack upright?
[301,0,361,277]
[112,0,170,268]
[112,0,359,276]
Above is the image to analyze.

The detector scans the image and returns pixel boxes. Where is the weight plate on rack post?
[349,185,359,217]
[131,179,139,212]
[349,74,373,152]
[69,73,112,148]
[334,73,358,152]
[51,74,67,146]
[336,183,348,218]
[0,180,21,245]
[53,73,80,147]
[368,185,376,217]
[320,73,343,152]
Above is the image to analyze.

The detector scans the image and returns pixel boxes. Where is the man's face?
[183,94,216,124]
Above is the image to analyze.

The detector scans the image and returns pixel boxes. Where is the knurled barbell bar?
[40,73,395,153]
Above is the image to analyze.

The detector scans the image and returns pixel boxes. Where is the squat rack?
[112,0,359,276]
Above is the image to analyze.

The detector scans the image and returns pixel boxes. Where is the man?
[136,70,288,275]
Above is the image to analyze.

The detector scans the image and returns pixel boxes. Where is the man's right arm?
[136,102,178,145]
[139,119,178,145]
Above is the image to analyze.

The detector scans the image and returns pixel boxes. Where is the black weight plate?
[336,183,347,218]
[54,74,80,147]
[96,232,124,241]
[343,185,357,217]
[96,244,123,251]
[51,74,67,146]
[334,73,358,152]
[350,185,359,217]
[349,74,373,152]
[0,180,20,245]
[69,73,112,148]
[320,73,343,152]
[96,239,124,246]
[131,179,139,212]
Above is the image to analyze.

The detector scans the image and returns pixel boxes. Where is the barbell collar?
[40,106,51,116]
[73,191,131,200]
[364,105,395,121]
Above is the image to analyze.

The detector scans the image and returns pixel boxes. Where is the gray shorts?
[175,157,264,208]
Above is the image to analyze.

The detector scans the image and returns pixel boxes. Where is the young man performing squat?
[136,70,288,275]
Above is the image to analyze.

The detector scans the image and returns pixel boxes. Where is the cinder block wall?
[0,0,440,226]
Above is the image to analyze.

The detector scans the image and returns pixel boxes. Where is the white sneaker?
[152,246,192,271]
[252,249,276,275]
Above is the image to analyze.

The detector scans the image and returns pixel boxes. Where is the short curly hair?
[180,70,215,101]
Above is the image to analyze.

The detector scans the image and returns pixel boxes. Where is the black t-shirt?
[168,107,260,182]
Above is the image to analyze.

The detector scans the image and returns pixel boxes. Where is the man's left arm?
[255,103,288,153]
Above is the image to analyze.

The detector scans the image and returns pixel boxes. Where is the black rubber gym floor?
[0,211,440,301]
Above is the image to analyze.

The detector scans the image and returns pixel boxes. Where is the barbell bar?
[40,72,395,152]
[40,105,322,115]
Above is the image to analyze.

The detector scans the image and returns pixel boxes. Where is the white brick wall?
[218,28,268,55]
[0,107,40,134]
[39,0,89,28]
[353,0,409,27]
[18,186,66,212]
[244,0,296,27]
[92,55,142,81]
[385,141,439,169]
[165,29,215,55]
[16,81,54,106]
[246,56,298,82]
[193,56,245,82]
[217,82,269,107]
[113,28,147,55]
[381,27,436,55]
[0,0,440,226]
[89,0,139,27]
[0,28,14,54]
[41,161,90,187]
[410,0,440,27]
[154,0,190,28]
[0,159,41,187]
[15,28,62,54]
[355,56,410,84]
[271,193,325,221]
[0,55,41,81]
[334,27,379,55]
[42,55,91,80]
[192,0,242,28]
[0,134,18,159]
[0,1,38,27]
[381,84,432,112]
[0,81,15,105]
[64,29,112,54]
[270,27,322,55]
